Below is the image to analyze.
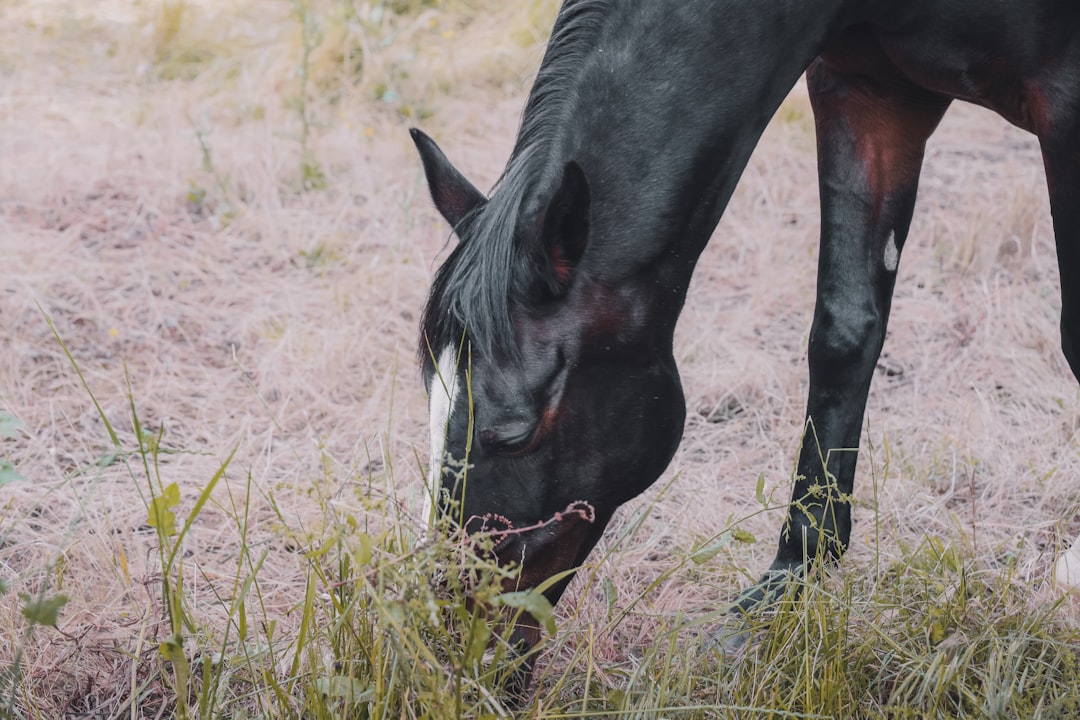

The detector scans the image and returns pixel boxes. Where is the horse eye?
[479,422,537,454]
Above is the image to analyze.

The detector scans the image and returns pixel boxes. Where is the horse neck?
[539,0,853,287]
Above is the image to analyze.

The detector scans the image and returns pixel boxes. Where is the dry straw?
[1,0,1078,717]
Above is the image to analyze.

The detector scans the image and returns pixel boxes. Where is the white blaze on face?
[424,346,459,533]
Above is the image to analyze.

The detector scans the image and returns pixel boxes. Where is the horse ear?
[410,128,486,231]
[540,160,591,293]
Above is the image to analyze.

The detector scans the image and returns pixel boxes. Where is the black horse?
[413,0,1080,657]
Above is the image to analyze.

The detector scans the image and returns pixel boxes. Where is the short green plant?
[186,114,236,223]
[0,413,23,486]
[0,405,70,718]
[1,588,70,720]
[26,321,549,718]
[291,0,329,191]
[148,0,219,81]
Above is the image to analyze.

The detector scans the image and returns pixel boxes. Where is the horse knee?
[808,302,883,384]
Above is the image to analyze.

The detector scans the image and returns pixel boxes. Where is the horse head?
[412,128,686,650]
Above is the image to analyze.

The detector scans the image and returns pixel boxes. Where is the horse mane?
[419,0,613,371]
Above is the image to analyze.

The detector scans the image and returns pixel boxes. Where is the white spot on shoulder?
[424,346,459,534]
[883,230,899,273]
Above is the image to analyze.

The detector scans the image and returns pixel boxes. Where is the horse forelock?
[418,192,522,371]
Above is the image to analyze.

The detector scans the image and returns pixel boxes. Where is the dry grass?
[2,0,1079,716]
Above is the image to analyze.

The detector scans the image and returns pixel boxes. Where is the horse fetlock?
[731,562,808,615]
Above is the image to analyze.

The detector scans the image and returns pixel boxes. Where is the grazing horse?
[413,0,1080,660]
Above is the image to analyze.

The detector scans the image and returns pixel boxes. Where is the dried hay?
[1,0,1078,713]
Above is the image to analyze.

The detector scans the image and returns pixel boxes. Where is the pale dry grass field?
[2,0,1079,715]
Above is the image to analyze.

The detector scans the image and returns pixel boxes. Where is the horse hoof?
[495,635,537,709]
[733,565,806,614]
[705,618,755,658]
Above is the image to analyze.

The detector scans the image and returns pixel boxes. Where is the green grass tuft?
[4,329,1079,716]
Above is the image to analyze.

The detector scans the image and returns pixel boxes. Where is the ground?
[1,0,1078,715]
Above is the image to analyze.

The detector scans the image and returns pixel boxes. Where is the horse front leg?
[1041,122,1080,590]
[735,59,951,613]
[1041,129,1080,383]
